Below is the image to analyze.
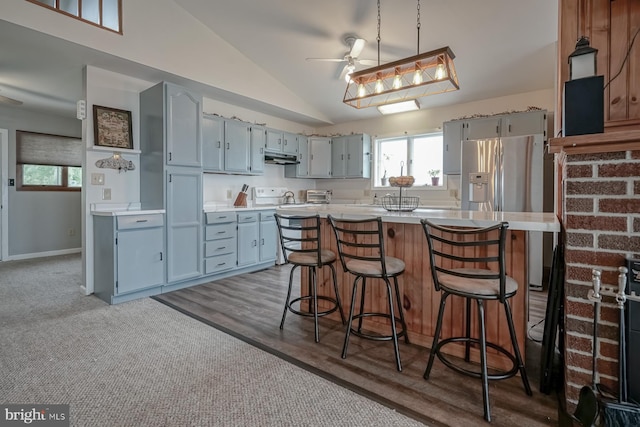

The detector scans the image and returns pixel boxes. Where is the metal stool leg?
[477,299,491,422]
[392,276,409,344]
[385,277,402,372]
[311,267,320,343]
[465,298,472,362]
[424,292,449,379]
[357,277,367,333]
[342,276,360,359]
[329,263,346,325]
[504,299,532,396]
[280,264,298,330]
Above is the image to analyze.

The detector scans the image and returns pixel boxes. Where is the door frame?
[0,128,8,260]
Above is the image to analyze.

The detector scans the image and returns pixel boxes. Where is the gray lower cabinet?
[166,167,203,283]
[204,212,237,274]
[259,211,277,262]
[237,212,259,267]
[93,214,165,304]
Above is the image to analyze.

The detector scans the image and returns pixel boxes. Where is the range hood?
[264,151,299,165]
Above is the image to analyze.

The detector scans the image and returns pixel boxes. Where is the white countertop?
[275,204,560,232]
[90,203,165,217]
[203,202,313,213]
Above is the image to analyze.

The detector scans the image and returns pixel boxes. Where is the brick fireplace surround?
[550,130,640,410]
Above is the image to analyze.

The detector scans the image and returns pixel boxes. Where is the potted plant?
[429,169,441,186]
[380,153,392,186]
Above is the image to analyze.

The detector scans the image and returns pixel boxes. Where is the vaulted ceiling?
[0,1,558,126]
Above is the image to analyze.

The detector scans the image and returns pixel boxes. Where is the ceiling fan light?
[377,100,420,115]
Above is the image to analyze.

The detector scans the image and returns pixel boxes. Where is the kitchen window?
[16,131,83,191]
[26,0,122,33]
[374,132,443,188]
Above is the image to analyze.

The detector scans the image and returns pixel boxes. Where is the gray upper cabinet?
[443,120,464,175]
[442,110,547,175]
[308,137,332,178]
[202,114,224,172]
[165,82,202,167]
[501,110,547,138]
[266,129,298,155]
[249,125,266,174]
[331,134,371,178]
[224,119,251,173]
[284,135,309,178]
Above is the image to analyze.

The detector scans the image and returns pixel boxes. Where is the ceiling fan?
[306,36,378,82]
[0,89,23,106]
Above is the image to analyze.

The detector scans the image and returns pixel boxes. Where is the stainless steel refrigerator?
[460,134,545,287]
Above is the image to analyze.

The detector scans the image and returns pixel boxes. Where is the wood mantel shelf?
[549,130,640,155]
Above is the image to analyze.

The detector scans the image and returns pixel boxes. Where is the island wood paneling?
[301,219,528,371]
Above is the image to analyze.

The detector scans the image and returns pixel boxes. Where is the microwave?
[306,189,331,204]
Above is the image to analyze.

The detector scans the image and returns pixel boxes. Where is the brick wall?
[563,149,640,408]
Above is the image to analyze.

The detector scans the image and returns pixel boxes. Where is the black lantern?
[568,36,598,80]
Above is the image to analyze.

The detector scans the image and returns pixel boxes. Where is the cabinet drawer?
[205,254,236,274]
[237,212,259,223]
[260,211,275,222]
[205,212,236,224]
[205,223,237,241]
[205,238,236,257]
[117,214,164,230]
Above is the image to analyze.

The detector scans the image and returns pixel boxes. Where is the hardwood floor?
[153,264,560,426]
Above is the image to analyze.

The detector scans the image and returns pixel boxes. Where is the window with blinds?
[26,0,122,34]
[16,131,83,191]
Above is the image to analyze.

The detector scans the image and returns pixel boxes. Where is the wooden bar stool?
[420,219,532,422]
[274,214,345,343]
[327,215,408,372]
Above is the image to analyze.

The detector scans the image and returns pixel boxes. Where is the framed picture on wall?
[93,105,133,150]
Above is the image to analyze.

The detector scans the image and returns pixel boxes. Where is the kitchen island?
[276,204,560,369]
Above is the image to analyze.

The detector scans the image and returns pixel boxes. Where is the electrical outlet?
[68,228,76,236]
[364,189,371,197]
[91,173,105,185]
[102,188,112,200]
[227,189,232,199]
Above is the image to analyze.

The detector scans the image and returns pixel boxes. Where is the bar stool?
[327,215,408,372]
[420,219,532,422]
[274,213,345,343]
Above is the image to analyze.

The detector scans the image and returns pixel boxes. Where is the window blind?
[16,131,82,167]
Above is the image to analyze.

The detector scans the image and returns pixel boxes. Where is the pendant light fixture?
[343,0,459,111]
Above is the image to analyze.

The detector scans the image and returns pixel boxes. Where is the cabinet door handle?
[227,143,230,149]
[160,252,163,261]
[217,246,226,250]
[252,240,257,247]
[261,238,264,245]
[169,152,172,161]
[136,219,148,223]
[217,262,226,266]
[278,138,281,145]
[217,141,221,148]
[216,231,226,234]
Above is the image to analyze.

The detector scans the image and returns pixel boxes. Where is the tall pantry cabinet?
[140,82,203,285]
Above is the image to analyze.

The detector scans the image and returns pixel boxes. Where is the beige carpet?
[0,254,426,426]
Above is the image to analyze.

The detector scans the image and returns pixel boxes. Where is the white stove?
[253,186,289,206]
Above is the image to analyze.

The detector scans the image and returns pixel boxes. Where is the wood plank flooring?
[153,264,560,426]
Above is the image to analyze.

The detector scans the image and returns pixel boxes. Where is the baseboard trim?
[5,248,81,261]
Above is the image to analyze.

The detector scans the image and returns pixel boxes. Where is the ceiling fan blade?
[306,57,346,62]
[357,59,379,66]
[0,94,22,105]
[349,38,366,58]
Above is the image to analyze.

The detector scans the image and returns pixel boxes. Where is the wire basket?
[382,194,420,212]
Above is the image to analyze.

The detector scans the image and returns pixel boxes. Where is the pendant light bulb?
[413,69,423,85]
[435,63,446,80]
[357,83,366,98]
[375,79,384,94]
[392,74,402,89]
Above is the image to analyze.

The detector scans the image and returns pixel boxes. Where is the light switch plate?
[102,188,111,200]
[91,173,105,185]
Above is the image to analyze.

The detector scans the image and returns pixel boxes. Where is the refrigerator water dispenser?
[468,172,490,203]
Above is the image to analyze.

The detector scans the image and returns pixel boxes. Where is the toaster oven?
[306,189,331,204]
